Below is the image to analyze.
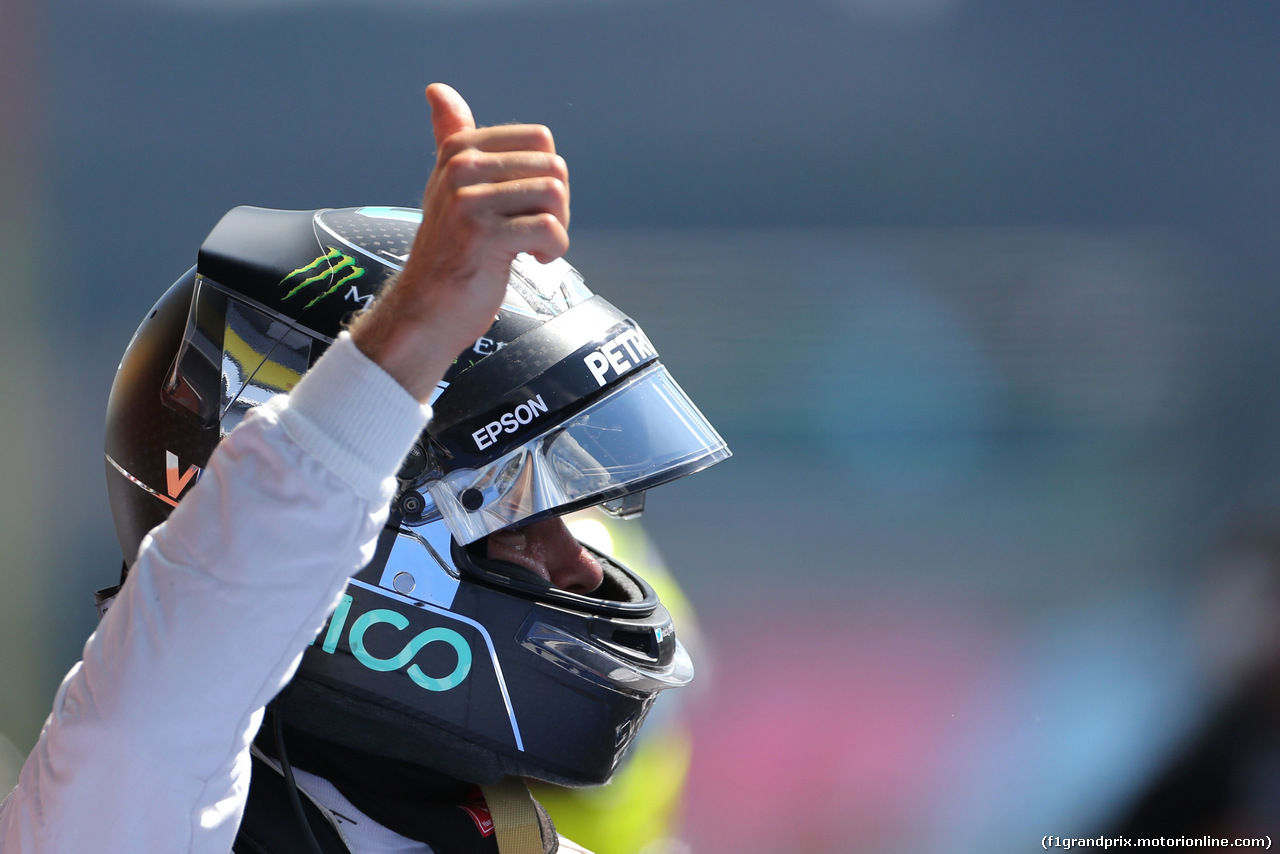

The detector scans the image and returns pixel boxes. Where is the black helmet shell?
[103,206,727,785]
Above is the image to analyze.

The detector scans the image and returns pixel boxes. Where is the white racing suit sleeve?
[0,332,431,854]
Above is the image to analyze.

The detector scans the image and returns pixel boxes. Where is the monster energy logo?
[280,247,366,309]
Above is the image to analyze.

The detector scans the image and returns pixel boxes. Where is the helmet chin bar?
[277,515,692,786]
[454,533,694,696]
[520,619,694,697]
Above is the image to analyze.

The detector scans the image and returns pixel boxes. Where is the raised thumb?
[426,83,476,147]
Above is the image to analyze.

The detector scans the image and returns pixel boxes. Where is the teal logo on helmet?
[312,594,472,692]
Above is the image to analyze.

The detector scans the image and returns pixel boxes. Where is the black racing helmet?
[102,206,730,786]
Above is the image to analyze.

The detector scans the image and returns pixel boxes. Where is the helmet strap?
[478,778,550,854]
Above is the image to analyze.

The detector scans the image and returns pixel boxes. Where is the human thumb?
[426,83,476,148]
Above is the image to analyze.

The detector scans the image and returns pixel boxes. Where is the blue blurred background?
[4,1,1280,851]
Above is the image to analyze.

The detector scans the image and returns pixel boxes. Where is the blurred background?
[4,0,1280,851]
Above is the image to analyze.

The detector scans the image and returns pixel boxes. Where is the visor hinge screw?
[398,490,427,520]
[460,488,484,512]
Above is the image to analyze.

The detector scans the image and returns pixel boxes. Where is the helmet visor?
[428,364,730,544]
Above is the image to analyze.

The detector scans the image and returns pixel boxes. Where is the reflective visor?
[428,364,730,544]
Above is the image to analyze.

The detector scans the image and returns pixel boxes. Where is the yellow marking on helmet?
[222,326,304,393]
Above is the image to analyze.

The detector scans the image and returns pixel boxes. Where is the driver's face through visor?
[375,508,648,617]
[481,516,605,594]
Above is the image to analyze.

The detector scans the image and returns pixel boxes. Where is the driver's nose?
[484,517,605,594]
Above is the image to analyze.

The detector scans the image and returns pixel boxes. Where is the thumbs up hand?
[351,84,570,402]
